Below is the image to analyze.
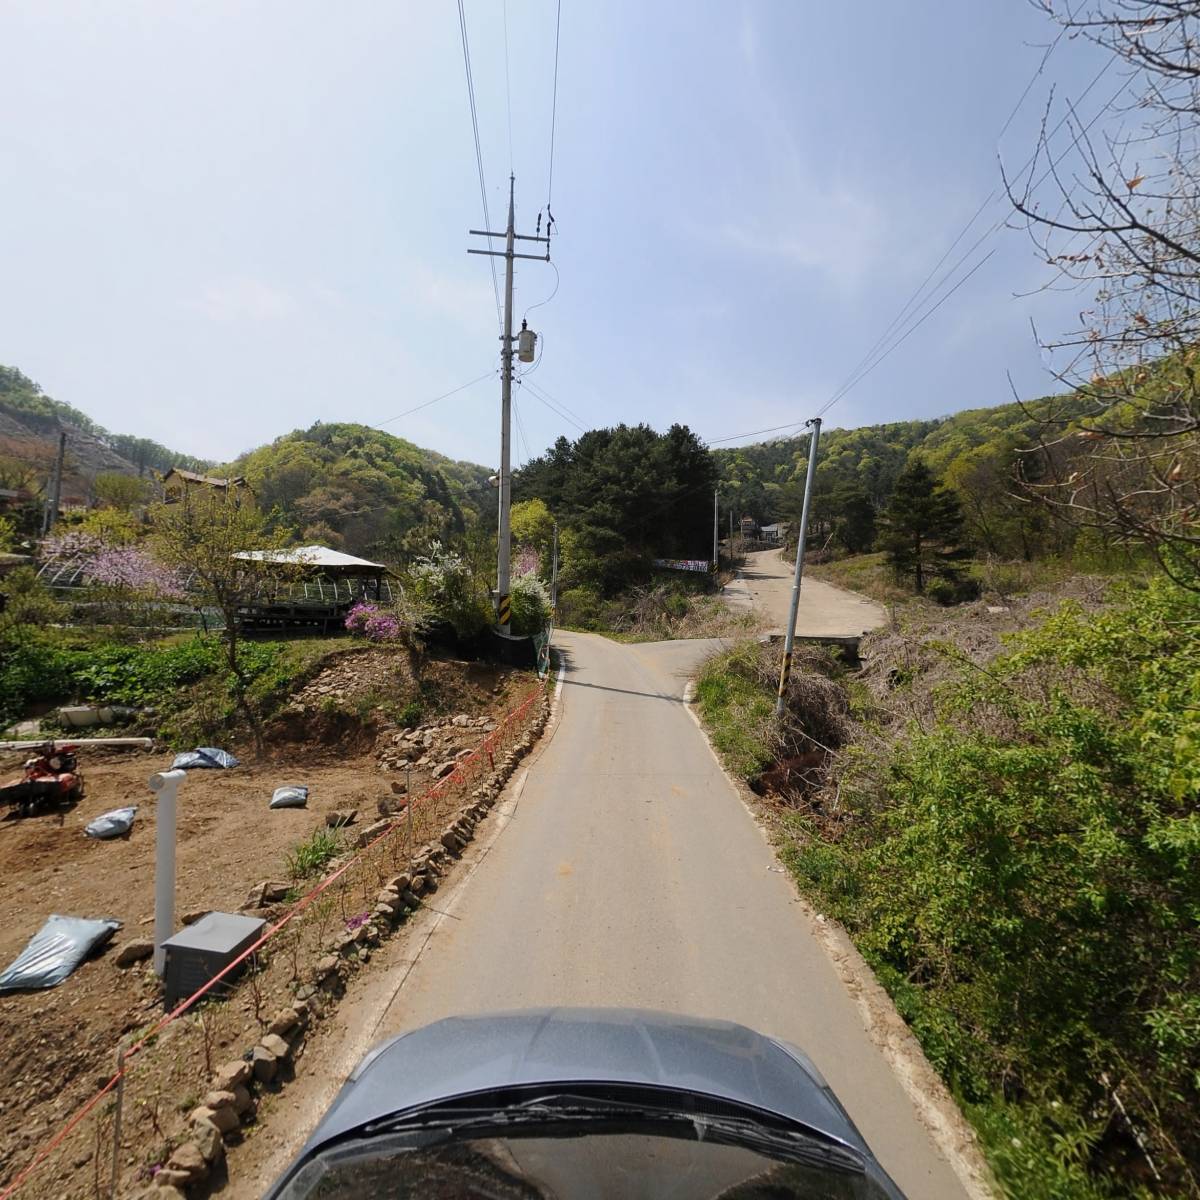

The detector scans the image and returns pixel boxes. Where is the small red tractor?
[0,742,85,818]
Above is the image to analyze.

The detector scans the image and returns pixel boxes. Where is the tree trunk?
[913,534,924,594]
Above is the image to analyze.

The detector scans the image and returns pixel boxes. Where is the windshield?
[274,1088,897,1200]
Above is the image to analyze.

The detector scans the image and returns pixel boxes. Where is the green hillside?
[230,422,493,559]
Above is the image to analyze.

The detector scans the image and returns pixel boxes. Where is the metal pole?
[497,176,516,634]
[775,418,823,717]
[148,768,185,974]
[712,488,719,572]
[43,429,66,535]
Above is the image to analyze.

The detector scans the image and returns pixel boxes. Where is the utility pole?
[42,429,67,535]
[550,521,559,613]
[775,418,823,717]
[712,488,719,572]
[468,176,550,634]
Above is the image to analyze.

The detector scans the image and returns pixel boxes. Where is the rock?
[165,1140,209,1181]
[230,1084,253,1115]
[355,818,393,848]
[201,1089,238,1111]
[252,1045,278,1083]
[180,909,209,926]
[389,779,408,795]
[242,880,290,909]
[313,955,339,980]
[261,1032,290,1060]
[268,1007,301,1037]
[455,748,473,760]
[440,830,463,853]
[434,761,457,779]
[212,1059,252,1091]
[386,873,411,892]
[452,714,471,726]
[191,1102,238,1135]
[190,1118,226,1162]
[151,1170,193,1189]
[113,939,154,968]
[325,809,358,828]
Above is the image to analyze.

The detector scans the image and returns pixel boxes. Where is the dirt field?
[0,646,534,1193]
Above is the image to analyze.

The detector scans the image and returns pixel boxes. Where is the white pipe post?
[148,768,185,975]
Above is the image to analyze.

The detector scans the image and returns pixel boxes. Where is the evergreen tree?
[880,459,970,593]
[832,485,876,554]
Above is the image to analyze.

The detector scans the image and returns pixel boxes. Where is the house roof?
[761,523,785,533]
[232,545,388,573]
[163,468,247,488]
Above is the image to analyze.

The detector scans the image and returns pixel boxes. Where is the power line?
[547,0,562,210]
[519,378,586,432]
[375,371,495,427]
[520,381,585,429]
[513,396,532,464]
[456,0,503,330]
[503,0,514,175]
[707,56,1126,448]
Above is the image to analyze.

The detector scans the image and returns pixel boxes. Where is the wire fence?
[0,680,549,1199]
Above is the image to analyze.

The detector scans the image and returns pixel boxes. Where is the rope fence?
[0,680,548,1199]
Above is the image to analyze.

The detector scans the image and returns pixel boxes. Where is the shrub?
[558,586,605,630]
[405,543,492,639]
[509,573,551,636]
[345,602,401,642]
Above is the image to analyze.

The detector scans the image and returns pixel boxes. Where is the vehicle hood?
[298,1007,866,1152]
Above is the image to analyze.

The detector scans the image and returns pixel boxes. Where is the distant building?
[760,523,787,544]
[161,468,251,506]
[739,515,758,537]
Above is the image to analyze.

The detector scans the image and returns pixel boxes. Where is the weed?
[285,827,342,880]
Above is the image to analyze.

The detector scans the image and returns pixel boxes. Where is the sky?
[0,2,1114,470]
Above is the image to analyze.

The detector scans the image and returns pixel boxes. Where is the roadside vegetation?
[697,573,1199,1199]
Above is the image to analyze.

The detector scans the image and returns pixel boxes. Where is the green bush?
[791,577,1200,1193]
[558,586,605,631]
[509,573,551,636]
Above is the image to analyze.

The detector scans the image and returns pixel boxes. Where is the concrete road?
[727,547,887,636]
[371,630,969,1199]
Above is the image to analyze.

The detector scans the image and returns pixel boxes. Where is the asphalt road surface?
[726,547,887,636]
[369,629,970,1199]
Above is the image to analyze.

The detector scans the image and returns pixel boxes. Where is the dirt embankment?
[0,646,532,1191]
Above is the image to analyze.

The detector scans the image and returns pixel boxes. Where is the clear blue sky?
[0,2,1111,469]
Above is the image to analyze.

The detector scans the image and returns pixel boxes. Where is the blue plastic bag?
[0,915,121,992]
[269,786,309,809]
[171,747,240,770]
[84,806,137,839]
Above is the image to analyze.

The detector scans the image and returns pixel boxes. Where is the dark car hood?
[294,1007,867,1153]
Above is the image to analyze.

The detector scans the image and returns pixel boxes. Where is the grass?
[694,642,777,777]
[285,827,343,880]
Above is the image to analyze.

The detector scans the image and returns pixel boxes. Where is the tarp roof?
[231,545,388,572]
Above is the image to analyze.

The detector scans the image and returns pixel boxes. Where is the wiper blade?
[362,1096,865,1174]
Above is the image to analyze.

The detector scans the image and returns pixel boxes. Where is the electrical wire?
[519,379,586,432]
[522,260,560,321]
[513,396,533,465]
[707,56,1125,447]
[375,371,495,427]
[522,378,588,428]
[503,0,514,175]
[525,381,585,429]
[547,0,561,211]
[457,0,503,331]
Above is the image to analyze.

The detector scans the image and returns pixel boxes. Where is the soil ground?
[0,645,533,1190]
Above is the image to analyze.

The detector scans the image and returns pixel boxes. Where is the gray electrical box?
[161,911,266,1009]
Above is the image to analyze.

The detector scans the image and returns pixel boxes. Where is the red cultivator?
[0,742,85,818]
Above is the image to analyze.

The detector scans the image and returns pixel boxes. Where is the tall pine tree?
[880,459,970,593]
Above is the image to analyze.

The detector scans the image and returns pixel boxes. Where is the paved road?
[727,547,887,636]
[370,630,969,1199]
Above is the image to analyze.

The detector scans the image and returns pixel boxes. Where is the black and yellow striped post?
[497,592,512,630]
[776,649,793,702]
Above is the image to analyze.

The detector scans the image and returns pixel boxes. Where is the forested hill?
[229,422,494,559]
[0,366,211,503]
[713,391,1097,556]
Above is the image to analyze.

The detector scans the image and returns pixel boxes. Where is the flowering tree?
[513,545,541,578]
